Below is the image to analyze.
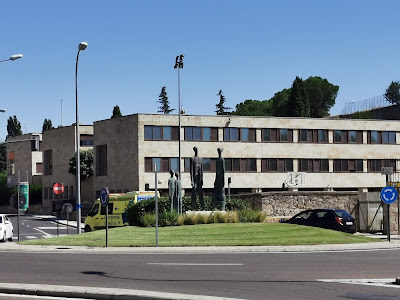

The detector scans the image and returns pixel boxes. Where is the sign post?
[380,186,398,242]
[154,163,158,247]
[100,187,109,247]
[62,203,73,235]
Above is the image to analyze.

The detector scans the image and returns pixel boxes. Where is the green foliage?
[350,111,373,119]
[305,76,339,117]
[7,115,22,138]
[0,143,6,172]
[231,76,338,118]
[140,213,156,227]
[0,171,14,206]
[42,118,54,132]
[111,105,122,118]
[215,90,231,115]
[237,210,266,222]
[384,81,400,105]
[68,149,94,182]
[158,86,174,114]
[29,183,43,205]
[126,196,252,226]
[158,209,179,226]
[288,76,310,117]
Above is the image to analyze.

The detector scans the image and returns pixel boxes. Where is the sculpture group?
[168,146,226,212]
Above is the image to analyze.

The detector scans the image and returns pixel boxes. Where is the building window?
[144,126,178,141]
[96,145,107,176]
[262,129,293,142]
[367,159,396,172]
[299,129,328,143]
[225,158,256,172]
[36,163,43,174]
[334,130,362,144]
[80,134,93,146]
[334,159,363,172]
[299,159,329,172]
[368,131,396,144]
[145,157,180,172]
[261,159,293,172]
[43,150,53,175]
[224,128,256,142]
[184,127,218,141]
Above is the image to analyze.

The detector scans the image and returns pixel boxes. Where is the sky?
[0,0,399,140]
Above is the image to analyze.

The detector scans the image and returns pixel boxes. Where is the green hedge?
[126,196,251,227]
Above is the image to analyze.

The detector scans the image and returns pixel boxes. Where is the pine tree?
[158,86,174,114]
[42,118,54,132]
[215,90,231,115]
[288,77,310,117]
[7,115,22,138]
[384,81,400,105]
[111,105,122,118]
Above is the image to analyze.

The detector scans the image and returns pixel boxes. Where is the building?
[93,114,399,197]
[41,125,93,214]
[6,133,42,187]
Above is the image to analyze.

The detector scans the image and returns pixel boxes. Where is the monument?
[174,171,182,213]
[212,148,226,210]
[190,146,205,210]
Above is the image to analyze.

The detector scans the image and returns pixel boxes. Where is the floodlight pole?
[75,42,87,234]
[174,55,184,180]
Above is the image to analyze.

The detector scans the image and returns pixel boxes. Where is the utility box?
[359,192,383,233]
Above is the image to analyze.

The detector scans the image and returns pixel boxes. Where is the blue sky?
[0,0,399,140]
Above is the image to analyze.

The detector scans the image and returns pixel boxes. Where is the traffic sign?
[380,186,398,204]
[381,167,393,175]
[19,182,29,210]
[100,187,109,207]
[62,203,73,213]
[53,183,64,195]
[388,182,400,188]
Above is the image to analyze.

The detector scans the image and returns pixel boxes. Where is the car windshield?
[0,216,2,223]
[334,210,352,218]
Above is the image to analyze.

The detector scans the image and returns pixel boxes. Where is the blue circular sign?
[100,187,109,207]
[380,186,398,204]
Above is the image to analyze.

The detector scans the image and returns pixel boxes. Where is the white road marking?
[25,236,37,239]
[37,227,69,230]
[148,263,243,266]
[0,292,94,299]
[34,227,53,237]
[318,278,400,288]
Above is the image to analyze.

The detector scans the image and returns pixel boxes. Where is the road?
[1,248,400,299]
[8,215,78,241]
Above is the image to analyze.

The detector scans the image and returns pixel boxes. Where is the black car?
[281,209,356,233]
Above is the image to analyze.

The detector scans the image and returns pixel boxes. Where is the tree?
[68,149,94,182]
[304,76,339,117]
[7,115,22,138]
[111,105,122,118]
[288,77,310,117]
[0,143,6,173]
[384,81,400,105]
[158,86,174,114]
[215,90,231,115]
[42,118,54,132]
[231,99,273,116]
[270,89,291,117]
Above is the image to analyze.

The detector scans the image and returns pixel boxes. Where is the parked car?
[281,209,356,233]
[0,214,14,242]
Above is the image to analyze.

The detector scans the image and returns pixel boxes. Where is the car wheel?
[1,231,5,242]
[8,230,13,242]
[85,225,91,233]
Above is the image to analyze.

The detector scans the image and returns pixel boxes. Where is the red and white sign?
[53,183,64,195]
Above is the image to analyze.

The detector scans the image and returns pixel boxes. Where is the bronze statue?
[168,170,176,211]
[174,172,182,213]
[212,148,226,210]
[190,146,204,210]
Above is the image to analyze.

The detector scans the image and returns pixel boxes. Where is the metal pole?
[106,203,109,247]
[386,174,391,242]
[155,163,158,247]
[17,171,20,242]
[67,212,69,235]
[75,49,82,234]
[178,67,181,180]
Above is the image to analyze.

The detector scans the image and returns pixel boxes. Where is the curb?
[0,283,242,300]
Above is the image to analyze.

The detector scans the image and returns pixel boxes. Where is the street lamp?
[0,54,23,64]
[75,42,87,234]
[174,55,184,181]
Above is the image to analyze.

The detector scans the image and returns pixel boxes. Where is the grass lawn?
[18,223,378,247]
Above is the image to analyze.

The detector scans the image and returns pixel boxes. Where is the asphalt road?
[1,249,400,299]
[8,215,78,241]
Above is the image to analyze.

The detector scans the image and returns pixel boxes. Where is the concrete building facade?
[41,125,93,214]
[93,114,400,197]
[6,133,42,187]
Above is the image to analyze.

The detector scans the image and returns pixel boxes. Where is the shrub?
[140,213,156,227]
[159,209,179,226]
[237,210,266,223]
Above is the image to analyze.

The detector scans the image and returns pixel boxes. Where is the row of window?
[144,158,397,173]
[144,126,397,144]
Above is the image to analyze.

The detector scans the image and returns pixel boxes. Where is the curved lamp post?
[75,42,87,234]
[0,54,23,64]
